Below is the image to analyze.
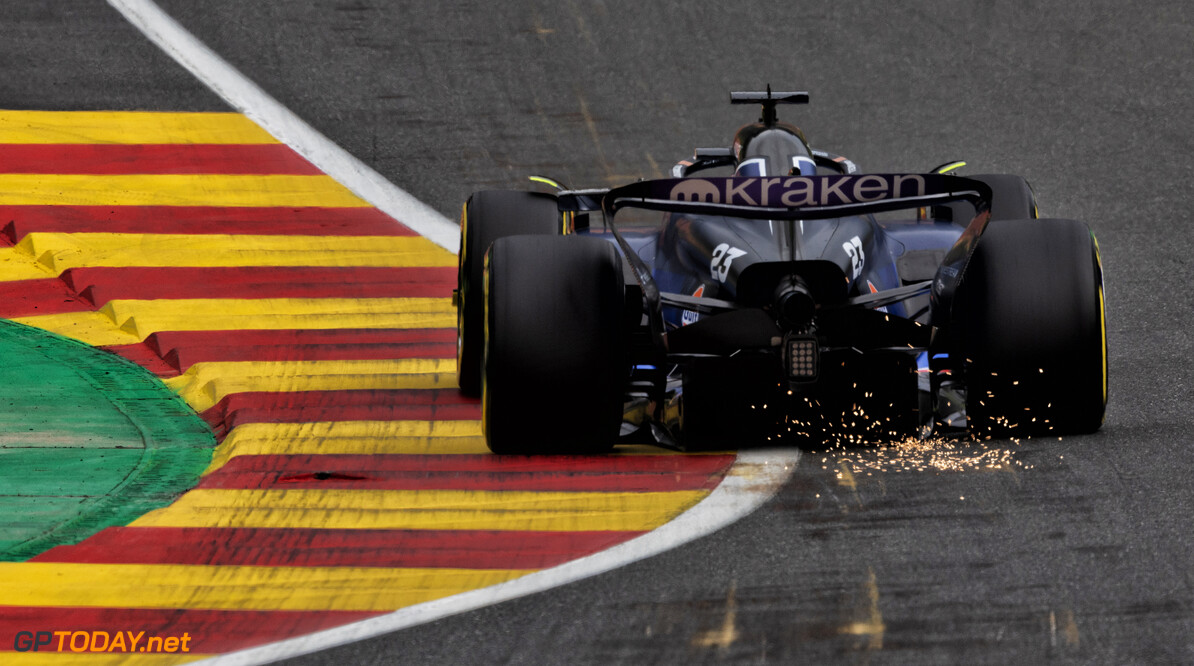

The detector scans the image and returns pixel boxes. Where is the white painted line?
[107,0,460,253]
[196,447,798,665]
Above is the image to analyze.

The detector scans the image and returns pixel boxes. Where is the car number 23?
[711,243,747,282]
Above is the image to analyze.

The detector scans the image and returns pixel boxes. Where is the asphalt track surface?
[5,1,1194,663]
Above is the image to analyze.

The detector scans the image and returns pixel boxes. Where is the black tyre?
[483,235,627,454]
[953,218,1107,437]
[457,190,562,396]
[944,174,1038,223]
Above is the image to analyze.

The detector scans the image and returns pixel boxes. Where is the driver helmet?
[732,124,816,177]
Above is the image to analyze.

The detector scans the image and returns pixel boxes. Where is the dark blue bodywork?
[557,174,991,447]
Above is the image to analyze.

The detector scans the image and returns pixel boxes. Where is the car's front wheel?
[457,190,563,396]
[943,173,1038,223]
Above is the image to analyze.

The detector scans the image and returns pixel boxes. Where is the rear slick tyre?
[483,235,627,454]
[955,218,1107,438]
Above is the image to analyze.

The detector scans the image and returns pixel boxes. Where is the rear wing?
[559,174,992,221]
[558,174,994,359]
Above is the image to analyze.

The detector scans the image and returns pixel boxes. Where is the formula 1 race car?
[455,89,1107,454]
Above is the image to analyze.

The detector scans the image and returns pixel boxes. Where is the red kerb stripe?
[201,389,478,435]
[194,452,735,491]
[31,526,645,570]
[65,266,457,305]
[0,278,86,317]
[0,267,456,320]
[0,206,414,241]
[0,143,323,175]
[103,328,458,377]
[212,452,735,474]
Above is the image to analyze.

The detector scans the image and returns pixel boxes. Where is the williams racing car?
[455,90,1107,454]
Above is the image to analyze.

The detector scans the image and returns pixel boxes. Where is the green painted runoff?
[0,319,214,561]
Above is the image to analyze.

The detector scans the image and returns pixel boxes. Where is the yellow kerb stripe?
[11,233,453,276]
[0,247,51,281]
[12,297,455,347]
[217,418,485,441]
[208,420,484,472]
[209,431,490,472]
[0,110,278,144]
[0,174,369,207]
[8,311,142,346]
[166,358,459,412]
[206,423,691,473]
[0,562,531,612]
[129,488,709,532]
